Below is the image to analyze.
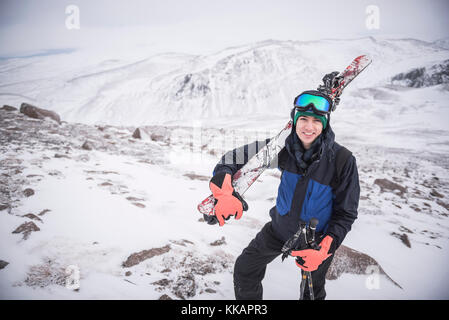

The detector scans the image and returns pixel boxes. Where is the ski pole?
[299,221,313,300]
[299,222,309,300]
[299,272,307,300]
[306,272,314,300]
[280,218,320,300]
[300,218,319,300]
[307,218,319,300]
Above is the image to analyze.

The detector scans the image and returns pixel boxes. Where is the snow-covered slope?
[0,104,448,299]
[0,37,448,126]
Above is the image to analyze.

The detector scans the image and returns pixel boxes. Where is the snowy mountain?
[434,37,449,50]
[0,37,448,126]
[1,37,449,300]
[391,59,449,88]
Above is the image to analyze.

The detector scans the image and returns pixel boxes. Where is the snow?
[1,37,447,126]
[1,37,449,300]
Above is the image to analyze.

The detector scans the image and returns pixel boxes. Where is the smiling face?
[295,115,323,149]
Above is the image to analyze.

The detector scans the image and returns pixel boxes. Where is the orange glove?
[209,172,246,226]
[291,235,333,271]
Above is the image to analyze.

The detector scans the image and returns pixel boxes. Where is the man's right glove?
[206,172,248,226]
[291,235,334,272]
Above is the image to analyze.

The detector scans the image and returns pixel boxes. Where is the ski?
[197,55,372,217]
[197,120,292,216]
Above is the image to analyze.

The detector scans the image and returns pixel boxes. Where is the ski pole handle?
[308,218,320,250]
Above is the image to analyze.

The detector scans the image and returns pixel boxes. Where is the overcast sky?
[0,0,448,56]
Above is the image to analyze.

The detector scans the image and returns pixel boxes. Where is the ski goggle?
[293,91,333,115]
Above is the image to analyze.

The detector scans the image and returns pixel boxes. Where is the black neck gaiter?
[287,131,324,173]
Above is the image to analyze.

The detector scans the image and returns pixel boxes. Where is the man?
[206,90,360,300]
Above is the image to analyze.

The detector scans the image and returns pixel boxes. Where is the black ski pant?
[233,222,334,300]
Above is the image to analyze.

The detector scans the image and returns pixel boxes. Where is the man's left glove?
[291,235,334,272]
[206,172,248,226]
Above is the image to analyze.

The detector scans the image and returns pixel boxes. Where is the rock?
[1,105,17,112]
[0,260,9,270]
[23,188,35,197]
[125,271,132,277]
[12,221,40,240]
[54,153,70,159]
[158,294,172,300]
[99,182,113,187]
[81,140,93,150]
[132,128,141,139]
[22,213,43,223]
[391,232,412,248]
[193,264,215,276]
[326,245,402,289]
[0,203,10,212]
[48,170,62,176]
[374,178,407,196]
[210,236,226,246]
[205,288,216,294]
[20,103,61,124]
[150,133,165,142]
[38,209,51,216]
[172,274,196,300]
[122,245,171,268]
[126,196,145,202]
[430,189,444,198]
[24,258,66,287]
[391,59,449,88]
[152,278,172,287]
[436,199,449,212]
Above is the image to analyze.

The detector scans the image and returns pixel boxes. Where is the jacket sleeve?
[212,138,271,177]
[325,155,360,253]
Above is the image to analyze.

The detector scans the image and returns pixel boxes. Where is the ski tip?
[357,54,373,64]
[343,55,372,75]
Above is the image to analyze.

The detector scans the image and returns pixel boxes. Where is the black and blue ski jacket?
[212,124,360,253]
